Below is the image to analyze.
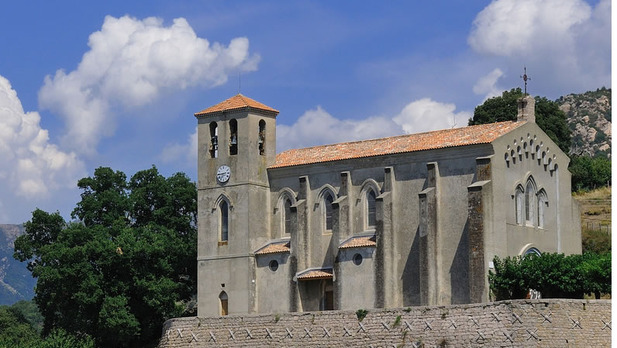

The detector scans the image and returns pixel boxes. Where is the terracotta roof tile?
[254,240,291,255]
[339,234,377,249]
[271,121,524,168]
[195,94,278,117]
[296,268,333,281]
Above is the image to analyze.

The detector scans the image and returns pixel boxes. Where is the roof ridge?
[278,120,519,153]
[271,120,524,169]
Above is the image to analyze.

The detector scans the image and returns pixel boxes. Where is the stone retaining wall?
[158,299,610,347]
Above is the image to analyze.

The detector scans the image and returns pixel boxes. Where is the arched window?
[229,119,238,155]
[524,247,541,257]
[366,189,377,229]
[258,120,266,156]
[525,180,535,225]
[537,190,548,228]
[209,122,218,158]
[283,198,293,234]
[515,185,524,225]
[219,291,228,316]
[220,200,229,242]
[324,191,334,231]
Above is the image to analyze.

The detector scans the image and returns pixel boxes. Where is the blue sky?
[0,0,610,224]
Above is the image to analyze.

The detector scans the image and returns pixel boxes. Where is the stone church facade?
[195,94,581,317]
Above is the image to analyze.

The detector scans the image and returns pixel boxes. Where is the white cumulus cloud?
[467,0,610,93]
[39,15,259,156]
[473,68,504,101]
[0,75,85,221]
[276,106,402,152]
[468,0,592,57]
[276,99,471,152]
[393,98,470,133]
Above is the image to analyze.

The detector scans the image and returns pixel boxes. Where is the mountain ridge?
[0,224,35,305]
[557,87,611,158]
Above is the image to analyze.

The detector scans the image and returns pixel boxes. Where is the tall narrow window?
[219,291,228,316]
[284,198,293,234]
[220,200,229,242]
[537,191,547,228]
[366,189,377,228]
[525,180,535,225]
[515,186,524,225]
[209,122,218,158]
[324,192,334,231]
[258,120,266,155]
[229,119,238,155]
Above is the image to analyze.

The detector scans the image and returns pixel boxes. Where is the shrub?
[356,309,368,321]
[489,252,611,300]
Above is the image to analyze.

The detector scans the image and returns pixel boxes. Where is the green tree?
[469,88,572,153]
[72,167,129,228]
[0,302,93,348]
[523,253,583,298]
[0,305,39,347]
[488,256,528,300]
[14,166,197,347]
[9,300,43,333]
[576,252,611,299]
[469,88,522,125]
[489,252,611,300]
[569,155,611,191]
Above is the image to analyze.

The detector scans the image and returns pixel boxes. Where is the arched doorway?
[219,291,228,316]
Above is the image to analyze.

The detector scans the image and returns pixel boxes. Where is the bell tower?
[194,94,279,317]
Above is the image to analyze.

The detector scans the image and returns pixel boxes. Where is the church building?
[195,94,581,317]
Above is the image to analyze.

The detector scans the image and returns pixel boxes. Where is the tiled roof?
[254,240,291,255]
[271,121,524,168]
[296,268,333,281]
[339,234,377,249]
[195,94,279,117]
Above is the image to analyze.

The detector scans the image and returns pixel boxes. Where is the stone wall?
[158,299,611,347]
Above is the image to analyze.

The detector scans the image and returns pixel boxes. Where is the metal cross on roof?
[520,67,531,95]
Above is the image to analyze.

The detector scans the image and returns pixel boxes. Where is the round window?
[353,253,363,265]
[269,260,279,272]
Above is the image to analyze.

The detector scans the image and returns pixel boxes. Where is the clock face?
[216,165,231,183]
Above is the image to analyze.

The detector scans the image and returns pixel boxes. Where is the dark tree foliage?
[0,304,39,347]
[9,300,43,334]
[13,166,197,348]
[489,252,611,301]
[469,88,572,153]
[569,155,611,191]
[469,88,522,125]
[487,256,528,300]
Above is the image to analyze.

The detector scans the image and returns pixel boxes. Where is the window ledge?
[218,241,228,246]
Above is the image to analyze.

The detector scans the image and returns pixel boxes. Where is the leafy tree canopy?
[0,304,39,347]
[13,166,197,347]
[569,155,611,191]
[489,252,611,301]
[469,88,572,153]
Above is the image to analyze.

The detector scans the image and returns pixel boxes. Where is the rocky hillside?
[0,224,35,305]
[557,88,611,158]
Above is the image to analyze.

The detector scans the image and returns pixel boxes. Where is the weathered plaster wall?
[158,299,611,347]
[265,145,494,310]
[336,247,376,309]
